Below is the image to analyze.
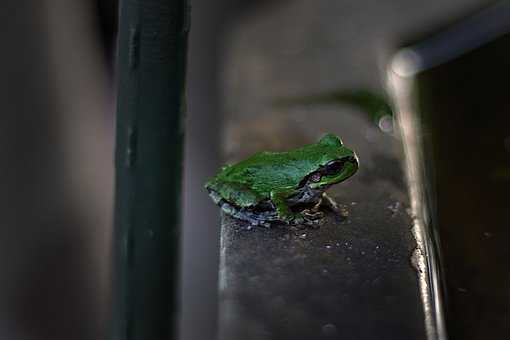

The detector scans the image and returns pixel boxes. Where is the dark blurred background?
[1,1,500,340]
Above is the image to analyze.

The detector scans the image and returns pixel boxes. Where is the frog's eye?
[325,160,344,175]
[310,172,322,182]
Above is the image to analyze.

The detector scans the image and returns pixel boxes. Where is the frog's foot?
[302,209,324,220]
[283,210,325,227]
[303,209,326,227]
[278,205,324,226]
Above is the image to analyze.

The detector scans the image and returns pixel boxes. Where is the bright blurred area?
[2,0,506,340]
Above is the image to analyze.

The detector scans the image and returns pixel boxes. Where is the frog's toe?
[293,218,305,225]
[286,214,304,225]
[302,209,324,220]
[302,212,326,227]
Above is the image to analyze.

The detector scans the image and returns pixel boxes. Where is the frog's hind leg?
[220,201,255,225]
[220,200,274,228]
[208,189,223,205]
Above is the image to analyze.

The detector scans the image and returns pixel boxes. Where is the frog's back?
[204,153,277,207]
[218,150,321,195]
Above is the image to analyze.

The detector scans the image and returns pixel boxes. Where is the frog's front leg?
[321,192,339,212]
[270,190,321,225]
[270,190,300,224]
[311,198,323,212]
[321,192,349,218]
[301,198,325,220]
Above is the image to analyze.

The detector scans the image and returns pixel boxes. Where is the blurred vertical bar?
[112,1,190,340]
[389,3,510,339]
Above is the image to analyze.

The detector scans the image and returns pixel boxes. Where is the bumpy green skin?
[205,134,358,224]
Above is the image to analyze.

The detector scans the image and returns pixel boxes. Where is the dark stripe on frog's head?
[300,154,359,189]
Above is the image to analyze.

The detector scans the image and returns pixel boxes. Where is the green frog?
[205,133,359,227]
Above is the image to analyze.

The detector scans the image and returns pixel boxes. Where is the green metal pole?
[112,1,190,339]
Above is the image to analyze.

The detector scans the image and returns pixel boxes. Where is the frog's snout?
[347,154,359,170]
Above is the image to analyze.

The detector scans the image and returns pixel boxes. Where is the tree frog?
[205,133,359,227]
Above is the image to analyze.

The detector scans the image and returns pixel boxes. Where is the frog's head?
[304,134,359,189]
